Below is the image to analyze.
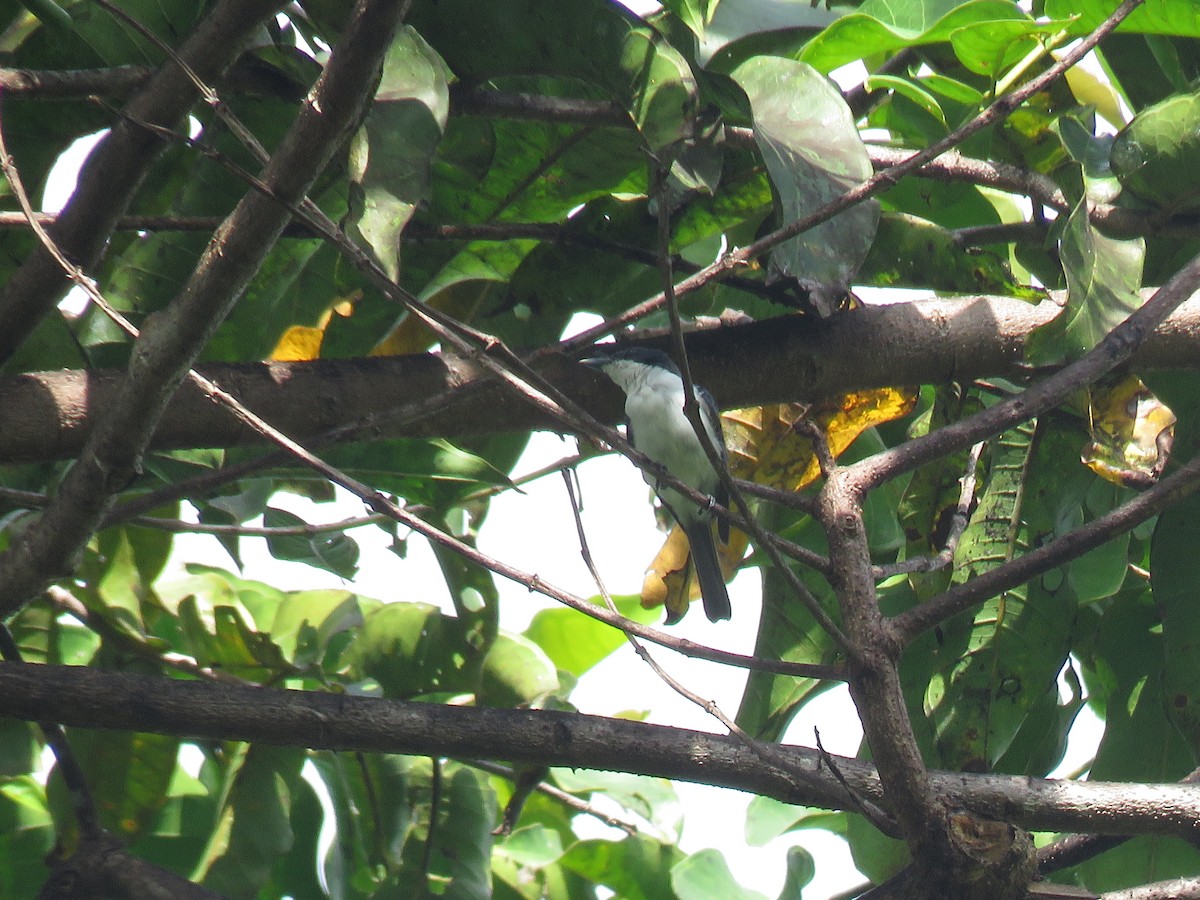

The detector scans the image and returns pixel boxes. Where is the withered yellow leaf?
[639,386,916,620]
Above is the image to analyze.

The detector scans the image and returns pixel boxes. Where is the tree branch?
[2,660,1199,842]
[3,295,1198,464]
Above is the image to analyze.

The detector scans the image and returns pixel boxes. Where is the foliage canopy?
[1,0,1200,898]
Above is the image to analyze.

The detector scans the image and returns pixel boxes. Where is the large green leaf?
[736,512,839,742]
[1151,493,1200,758]
[799,0,1026,73]
[1060,588,1200,892]
[477,631,561,707]
[671,847,769,899]
[730,56,878,297]
[1111,89,1200,214]
[199,744,307,898]
[524,594,659,679]
[1046,0,1200,37]
[47,728,179,845]
[0,777,54,899]
[1026,197,1145,365]
[926,420,1078,771]
[342,602,479,698]
[560,834,685,900]
[347,26,450,281]
[262,506,360,579]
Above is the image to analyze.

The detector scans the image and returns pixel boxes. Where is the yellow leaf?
[641,525,750,622]
[1084,375,1175,487]
[638,386,917,620]
[271,325,326,362]
[267,292,360,362]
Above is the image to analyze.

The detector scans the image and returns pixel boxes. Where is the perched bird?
[583,348,731,622]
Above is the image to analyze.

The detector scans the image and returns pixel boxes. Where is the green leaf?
[343,602,478,698]
[949,18,1073,78]
[199,744,307,897]
[927,420,1078,771]
[859,212,1031,295]
[1045,0,1200,37]
[0,778,54,900]
[477,632,561,708]
[745,798,800,848]
[864,74,946,125]
[495,823,566,868]
[662,0,719,38]
[263,506,360,579]
[1026,197,1144,365]
[409,0,698,149]
[777,845,817,899]
[799,0,1027,73]
[347,26,450,280]
[560,835,685,900]
[671,847,769,899]
[736,513,839,742]
[47,728,179,845]
[429,765,497,899]
[1111,89,1200,213]
[265,588,363,668]
[524,594,659,678]
[730,56,878,296]
[1151,493,1200,757]
[552,769,682,839]
[315,437,515,499]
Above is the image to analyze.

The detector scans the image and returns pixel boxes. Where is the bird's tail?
[685,522,731,622]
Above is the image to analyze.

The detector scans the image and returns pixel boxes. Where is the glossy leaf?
[1026,197,1145,365]
[731,56,878,297]
[1111,88,1200,213]
[347,26,450,280]
[800,0,1026,73]
[263,506,360,579]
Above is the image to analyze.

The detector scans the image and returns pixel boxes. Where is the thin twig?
[464,758,638,835]
[46,585,251,685]
[873,441,984,579]
[0,624,101,838]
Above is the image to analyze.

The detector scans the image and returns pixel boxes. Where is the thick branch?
[2,661,1199,842]
[0,0,285,363]
[3,295,1198,464]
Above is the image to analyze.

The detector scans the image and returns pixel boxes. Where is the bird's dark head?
[580,347,679,375]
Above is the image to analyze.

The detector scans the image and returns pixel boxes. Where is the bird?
[583,347,731,622]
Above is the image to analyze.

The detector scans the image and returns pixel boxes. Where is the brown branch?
[0,0,286,364]
[5,295,1199,465]
[4,660,1200,841]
